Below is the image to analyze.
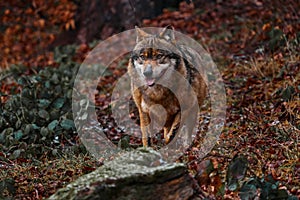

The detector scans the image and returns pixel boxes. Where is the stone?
[47,148,194,200]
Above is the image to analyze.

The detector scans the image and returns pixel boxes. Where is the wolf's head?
[130,27,182,87]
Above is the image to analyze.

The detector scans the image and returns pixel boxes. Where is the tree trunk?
[52,0,182,46]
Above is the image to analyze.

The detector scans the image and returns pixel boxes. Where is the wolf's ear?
[135,26,151,43]
[159,25,175,43]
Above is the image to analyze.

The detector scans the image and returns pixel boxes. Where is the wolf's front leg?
[164,113,181,144]
[139,110,151,147]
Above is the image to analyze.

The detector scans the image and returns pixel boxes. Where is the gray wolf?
[128,26,207,146]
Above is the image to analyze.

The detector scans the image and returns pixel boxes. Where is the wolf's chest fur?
[139,85,180,115]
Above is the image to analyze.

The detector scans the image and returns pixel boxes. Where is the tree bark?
[51,0,182,46]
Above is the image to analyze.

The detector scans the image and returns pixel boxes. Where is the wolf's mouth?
[145,78,156,87]
[144,68,168,87]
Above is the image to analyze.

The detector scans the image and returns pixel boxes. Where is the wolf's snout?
[143,65,153,77]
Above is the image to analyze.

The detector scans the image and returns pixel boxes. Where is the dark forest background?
[0,0,299,199]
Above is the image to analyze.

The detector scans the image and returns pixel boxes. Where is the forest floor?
[0,0,299,199]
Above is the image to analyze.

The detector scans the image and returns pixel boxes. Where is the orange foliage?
[0,0,77,68]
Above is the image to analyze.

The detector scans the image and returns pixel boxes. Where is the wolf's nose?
[143,65,153,77]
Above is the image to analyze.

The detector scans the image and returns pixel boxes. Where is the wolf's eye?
[156,54,163,59]
[139,55,146,60]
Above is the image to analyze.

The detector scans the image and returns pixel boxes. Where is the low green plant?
[226,155,298,199]
[0,45,82,159]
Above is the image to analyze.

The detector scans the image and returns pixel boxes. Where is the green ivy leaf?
[15,119,22,129]
[45,80,51,89]
[48,120,59,131]
[17,77,29,86]
[14,130,23,140]
[60,119,75,130]
[3,127,14,135]
[239,182,258,200]
[53,98,65,109]
[38,99,51,108]
[24,124,31,135]
[10,149,21,160]
[40,127,49,137]
[282,85,295,101]
[39,69,51,78]
[51,73,60,84]
[38,110,50,120]
[31,124,40,130]
[54,85,62,95]
[0,178,16,195]
[226,155,248,191]
[21,88,32,99]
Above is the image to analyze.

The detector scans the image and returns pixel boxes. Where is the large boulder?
[48,148,194,200]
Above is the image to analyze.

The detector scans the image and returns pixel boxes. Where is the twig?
[0,72,13,82]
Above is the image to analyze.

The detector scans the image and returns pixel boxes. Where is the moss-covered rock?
[48,148,194,200]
